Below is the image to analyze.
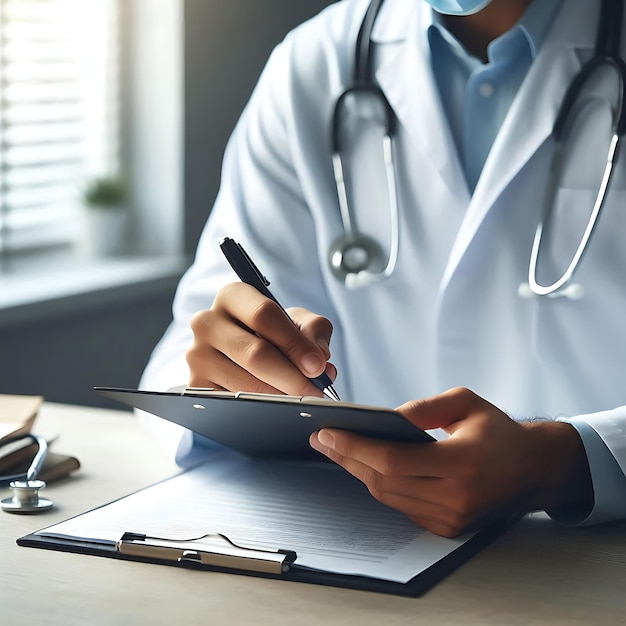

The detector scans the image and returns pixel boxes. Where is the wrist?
[522,420,593,515]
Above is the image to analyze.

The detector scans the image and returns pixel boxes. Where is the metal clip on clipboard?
[117,532,297,575]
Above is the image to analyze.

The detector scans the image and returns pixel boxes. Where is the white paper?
[37,456,474,583]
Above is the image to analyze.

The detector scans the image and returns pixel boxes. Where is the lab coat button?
[479,82,495,98]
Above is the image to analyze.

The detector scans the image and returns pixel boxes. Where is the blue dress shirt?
[428,0,562,192]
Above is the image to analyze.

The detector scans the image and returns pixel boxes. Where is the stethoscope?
[1,433,54,513]
[330,0,626,296]
[329,0,397,289]
[527,0,625,297]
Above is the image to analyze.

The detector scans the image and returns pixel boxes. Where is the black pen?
[219,236,340,401]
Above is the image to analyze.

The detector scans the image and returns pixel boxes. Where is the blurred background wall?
[0,0,334,408]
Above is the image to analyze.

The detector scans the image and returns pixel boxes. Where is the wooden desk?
[2,403,625,625]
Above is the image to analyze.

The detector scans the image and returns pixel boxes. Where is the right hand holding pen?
[186,282,337,396]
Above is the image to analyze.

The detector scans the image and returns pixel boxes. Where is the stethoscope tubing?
[329,0,400,287]
[331,0,625,294]
[0,433,48,486]
[528,49,626,295]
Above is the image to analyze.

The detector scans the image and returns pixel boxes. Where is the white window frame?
[0,0,183,279]
[124,0,183,259]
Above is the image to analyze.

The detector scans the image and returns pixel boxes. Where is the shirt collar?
[516,0,564,57]
[428,0,565,63]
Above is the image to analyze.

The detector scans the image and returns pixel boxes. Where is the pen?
[219,236,341,401]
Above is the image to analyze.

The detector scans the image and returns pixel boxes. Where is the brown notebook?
[0,439,80,483]
[38,451,81,483]
[0,394,80,483]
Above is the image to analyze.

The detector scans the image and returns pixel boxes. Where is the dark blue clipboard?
[94,386,435,461]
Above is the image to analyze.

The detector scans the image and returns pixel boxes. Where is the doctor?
[141,0,626,537]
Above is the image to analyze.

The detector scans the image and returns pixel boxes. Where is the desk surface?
[2,403,626,625]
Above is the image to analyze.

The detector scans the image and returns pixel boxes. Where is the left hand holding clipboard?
[310,387,593,538]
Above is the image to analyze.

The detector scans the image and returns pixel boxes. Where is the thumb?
[395,387,485,433]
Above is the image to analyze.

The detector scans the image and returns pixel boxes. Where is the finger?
[187,344,282,394]
[373,482,514,537]
[213,329,323,396]
[406,491,524,538]
[310,435,441,501]
[309,435,474,536]
[324,361,338,384]
[379,492,477,538]
[329,443,528,537]
[192,294,324,397]
[406,513,473,538]
[287,307,334,360]
[395,387,492,433]
[310,428,460,478]
[218,283,330,380]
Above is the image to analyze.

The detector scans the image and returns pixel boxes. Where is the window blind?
[0,0,118,258]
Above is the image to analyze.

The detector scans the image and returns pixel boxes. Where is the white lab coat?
[141,0,626,513]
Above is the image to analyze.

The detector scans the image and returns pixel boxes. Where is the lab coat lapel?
[373,2,469,195]
[440,0,596,291]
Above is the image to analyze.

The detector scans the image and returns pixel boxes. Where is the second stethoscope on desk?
[329,0,626,296]
[0,434,53,513]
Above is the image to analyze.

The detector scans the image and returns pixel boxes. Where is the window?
[0,0,119,260]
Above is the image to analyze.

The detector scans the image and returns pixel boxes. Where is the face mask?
[423,0,493,16]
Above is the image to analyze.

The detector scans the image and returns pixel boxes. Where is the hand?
[310,387,592,537]
[186,282,336,395]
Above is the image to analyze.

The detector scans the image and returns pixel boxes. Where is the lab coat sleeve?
[549,409,626,525]
[138,17,348,464]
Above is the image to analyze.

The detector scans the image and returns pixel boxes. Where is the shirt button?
[479,82,495,98]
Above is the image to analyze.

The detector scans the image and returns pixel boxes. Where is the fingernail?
[302,353,324,376]
[317,430,335,448]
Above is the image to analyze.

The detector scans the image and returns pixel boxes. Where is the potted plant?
[82,176,128,257]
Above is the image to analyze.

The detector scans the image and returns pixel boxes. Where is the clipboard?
[17,525,506,597]
[95,386,435,460]
[17,461,511,597]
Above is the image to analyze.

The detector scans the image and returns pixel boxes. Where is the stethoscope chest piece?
[1,479,54,514]
[329,233,385,279]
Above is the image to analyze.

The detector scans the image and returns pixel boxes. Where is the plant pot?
[82,207,127,258]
